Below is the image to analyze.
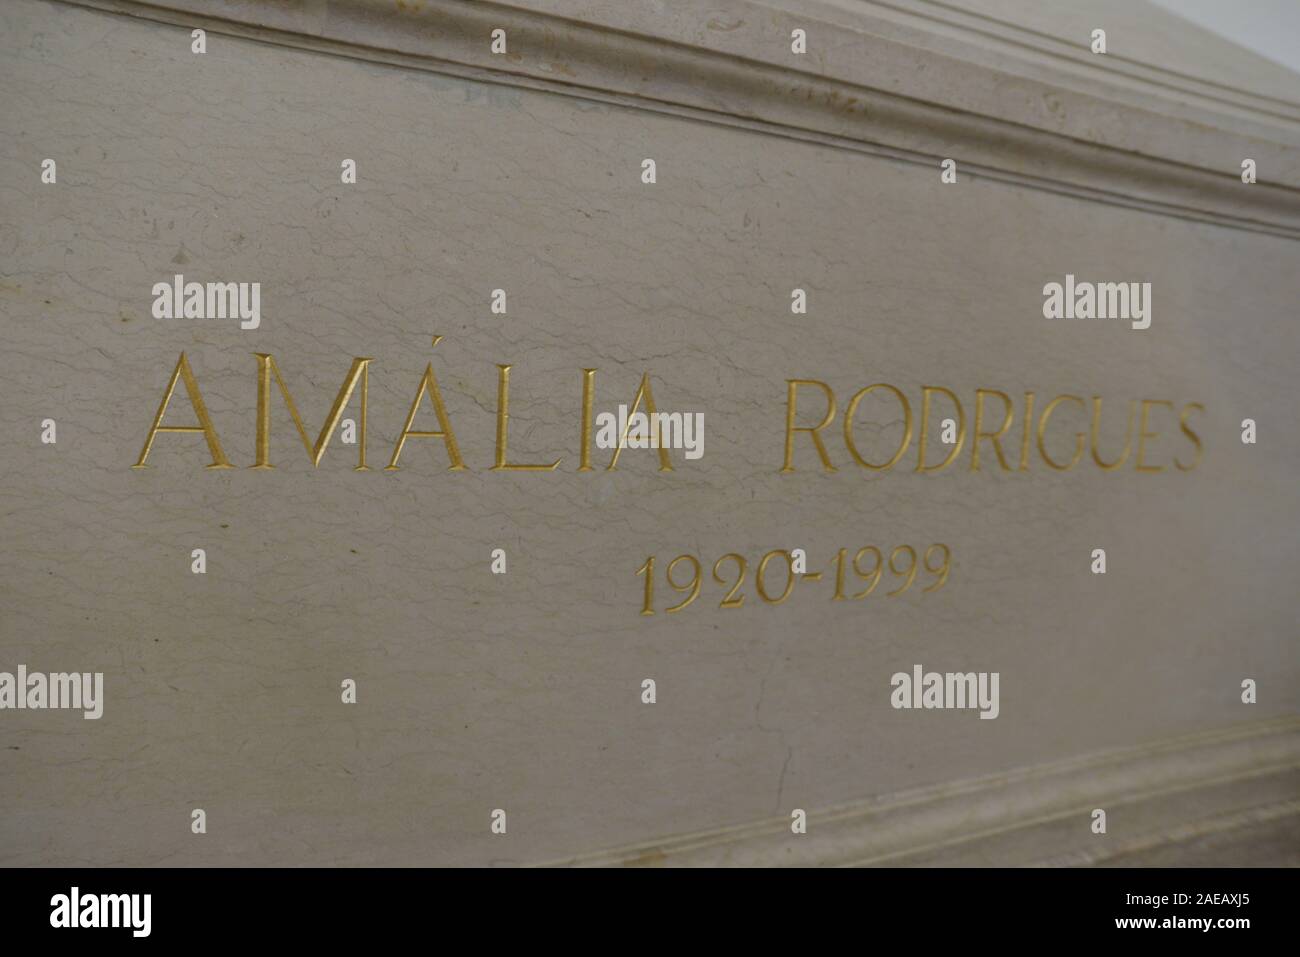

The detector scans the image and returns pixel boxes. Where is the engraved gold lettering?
[252,354,372,470]
[1136,399,1174,473]
[608,373,673,472]
[844,383,912,471]
[756,550,796,604]
[781,379,837,473]
[1088,395,1136,471]
[1019,391,1036,471]
[970,389,1014,472]
[1176,402,1205,472]
[578,368,597,472]
[1037,394,1086,471]
[492,364,562,471]
[641,544,952,616]
[132,352,232,469]
[386,338,465,471]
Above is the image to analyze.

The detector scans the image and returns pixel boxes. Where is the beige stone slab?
[0,0,1297,865]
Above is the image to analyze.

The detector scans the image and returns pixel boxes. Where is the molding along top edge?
[57,0,1300,238]
[768,0,1300,127]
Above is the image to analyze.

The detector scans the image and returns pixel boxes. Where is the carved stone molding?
[58,0,1300,238]
[543,717,1300,866]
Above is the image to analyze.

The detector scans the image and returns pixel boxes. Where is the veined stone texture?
[0,0,1297,865]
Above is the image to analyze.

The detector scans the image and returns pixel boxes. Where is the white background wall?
[1151,0,1300,73]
